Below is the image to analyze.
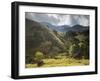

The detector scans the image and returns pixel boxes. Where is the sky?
[25,12,89,26]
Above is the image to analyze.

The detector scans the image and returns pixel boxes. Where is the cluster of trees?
[66,30,89,59]
[69,42,89,59]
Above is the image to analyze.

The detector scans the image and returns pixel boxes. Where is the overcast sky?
[25,12,89,26]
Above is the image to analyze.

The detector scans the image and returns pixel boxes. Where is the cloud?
[25,12,89,26]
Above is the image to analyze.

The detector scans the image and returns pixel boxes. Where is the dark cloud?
[25,12,89,26]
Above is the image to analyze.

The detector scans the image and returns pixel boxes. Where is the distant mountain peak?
[73,24,89,28]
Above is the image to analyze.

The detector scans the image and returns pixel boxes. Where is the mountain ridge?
[40,21,89,32]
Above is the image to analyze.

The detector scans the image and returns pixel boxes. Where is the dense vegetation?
[25,19,89,68]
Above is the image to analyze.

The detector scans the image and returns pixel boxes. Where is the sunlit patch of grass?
[25,57,89,68]
[25,64,37,68]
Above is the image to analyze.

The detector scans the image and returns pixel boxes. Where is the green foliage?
[79,42,89,59]
[35,51,44,60]
[39,41,52,55]
[34,51,44,67]
[76,34,86,42]
[69,43,79,56]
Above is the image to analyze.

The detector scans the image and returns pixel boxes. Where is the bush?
[34,51,44,67]
[35,51,44,60]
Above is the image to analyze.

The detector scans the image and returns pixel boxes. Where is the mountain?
[25,19,89,53]
[41,22,71,32]
[41,22,89,33]
[25,19,89,63]
[70,24,89,32]
[25,19,66,63]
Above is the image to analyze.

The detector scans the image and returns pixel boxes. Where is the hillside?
[25,19,66,63]
[25,18,89,64]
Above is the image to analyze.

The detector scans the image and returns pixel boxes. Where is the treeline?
[65,30,89,59]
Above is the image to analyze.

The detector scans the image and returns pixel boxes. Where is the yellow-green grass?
[25,58,89,68]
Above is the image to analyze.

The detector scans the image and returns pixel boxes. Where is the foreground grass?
[25,58,89,68]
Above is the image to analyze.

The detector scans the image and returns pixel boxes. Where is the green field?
[25,57,89,68]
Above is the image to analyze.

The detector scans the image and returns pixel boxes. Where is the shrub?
[34,51,44,67]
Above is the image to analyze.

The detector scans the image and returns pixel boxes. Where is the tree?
[69,43,80,57]
[34,51,44,67]
[79,42,89,59]
[39,41,52,55]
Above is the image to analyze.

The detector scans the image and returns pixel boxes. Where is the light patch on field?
[25,58,89,68]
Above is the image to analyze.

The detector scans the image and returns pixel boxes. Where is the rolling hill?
[25,18,89,63]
